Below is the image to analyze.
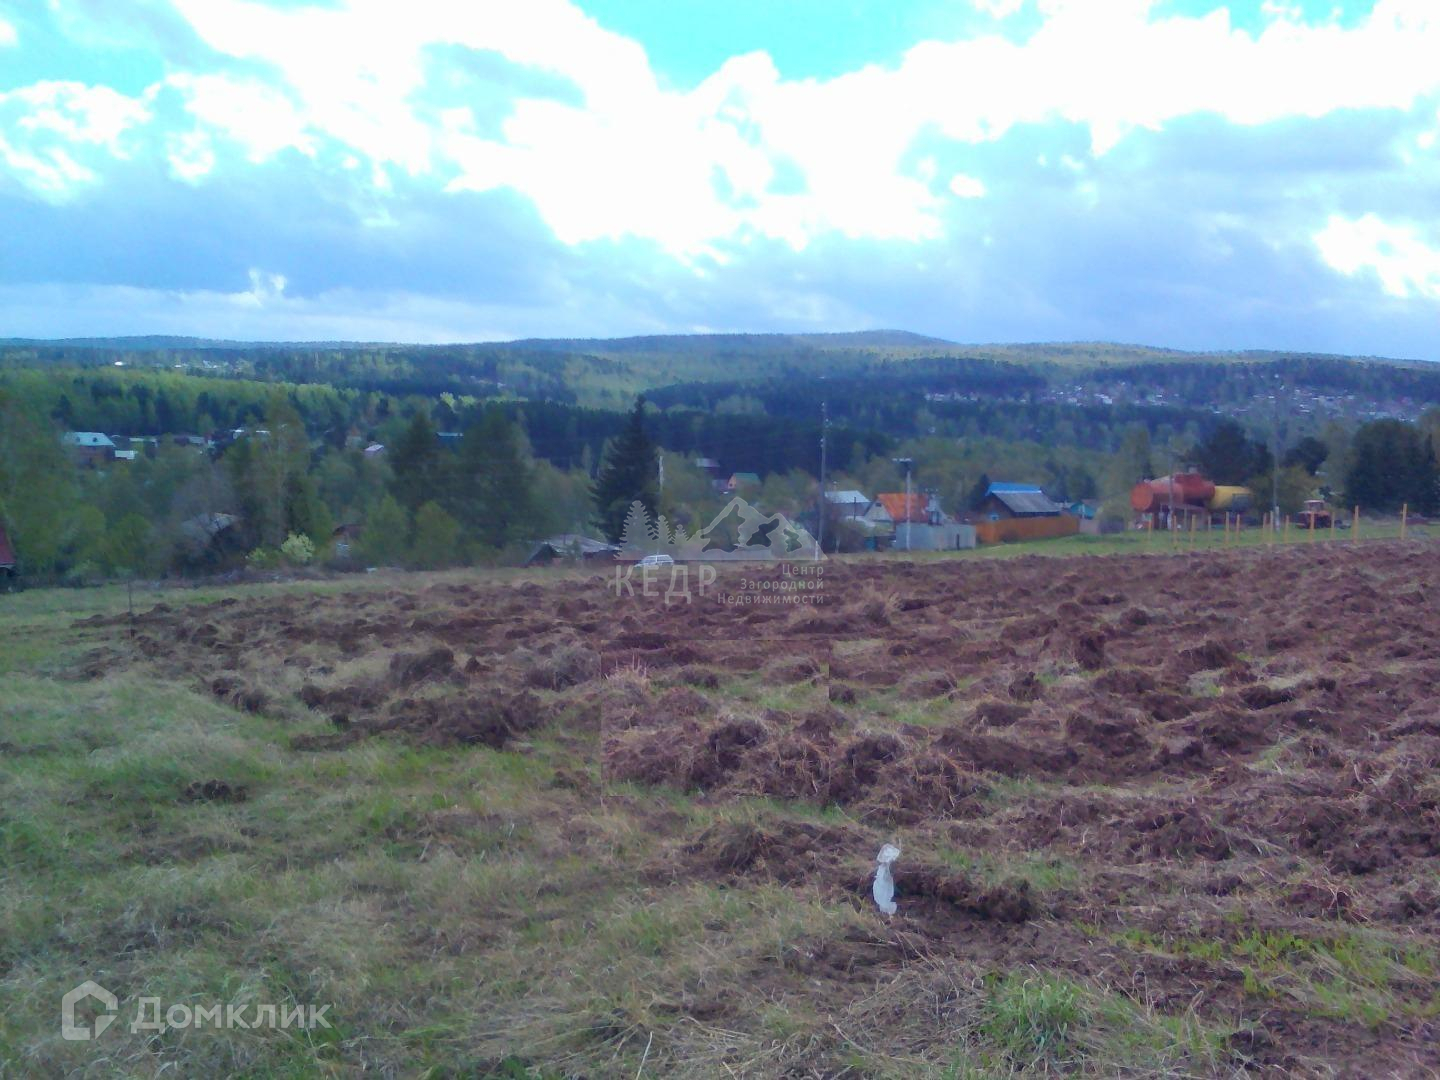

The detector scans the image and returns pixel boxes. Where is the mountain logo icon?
[619,497,823,561]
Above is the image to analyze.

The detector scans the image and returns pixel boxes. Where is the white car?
[637,554,675,567]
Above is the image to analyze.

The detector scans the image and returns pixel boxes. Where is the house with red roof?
[864,493,974,551]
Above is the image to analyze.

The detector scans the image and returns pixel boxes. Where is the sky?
[1,0,1439,356]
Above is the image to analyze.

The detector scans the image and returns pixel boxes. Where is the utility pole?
[1168,460,1175,536]
[655,453,664,558]
[893,457,914,552]
[816,400,827,559]
[1272,376,1283,525]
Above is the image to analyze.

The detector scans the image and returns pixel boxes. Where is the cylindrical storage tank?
[1169,473,1217,505]
[1130,480,1159,512]
[1207,485,1252,511]
[1130,475,1215,512]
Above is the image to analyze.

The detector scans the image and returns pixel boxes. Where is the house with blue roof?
[976,482,1063,521]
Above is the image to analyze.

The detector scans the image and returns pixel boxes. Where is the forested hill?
[3,333,1435,428]
[3,330,1438,582]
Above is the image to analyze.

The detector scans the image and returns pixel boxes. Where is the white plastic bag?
[872,843,901,915]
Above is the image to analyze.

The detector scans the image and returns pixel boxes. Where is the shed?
[823,489,871,520]
[332,523,364,557]
[725,472,760,492]
[525,534,620,566]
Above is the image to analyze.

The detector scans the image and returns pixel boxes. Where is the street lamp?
[892,457,914,551]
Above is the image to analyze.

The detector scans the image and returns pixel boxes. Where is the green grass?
[1108,924,1439,1027]
[0,571,1288,1076]
[941,970,1234,1078]
[937,848,1081,893]
[979,972,1083,1069]
[846,520,1431,562]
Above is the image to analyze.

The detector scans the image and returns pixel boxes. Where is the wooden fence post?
[1401,503,1408,541]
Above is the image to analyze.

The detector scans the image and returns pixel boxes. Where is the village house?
[866,493,975,551]
[524,534,621,566]
[975,482,1065,520]
[62,432,117,467]
[865,492,928,532]
[971,483,1078,544]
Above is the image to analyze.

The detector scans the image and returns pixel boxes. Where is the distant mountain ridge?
[1,331,1425,369]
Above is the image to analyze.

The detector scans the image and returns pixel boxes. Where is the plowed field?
[20,541,1440,1075]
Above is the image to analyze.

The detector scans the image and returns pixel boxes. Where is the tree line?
[3,362,1437,585]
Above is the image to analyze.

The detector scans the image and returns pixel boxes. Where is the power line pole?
[893,456,914,552]
[1272,376,1283,525]
[655,453,664,558]
[816,400,827,559]
[1168,459,1175,536]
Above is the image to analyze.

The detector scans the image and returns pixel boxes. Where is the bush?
[280,532,315,565]
[409,501,461,569]
[245,547,281,570]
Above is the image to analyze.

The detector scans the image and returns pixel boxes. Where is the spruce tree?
[453,407,535,549]
[389,411,443,511]
[593,396,658,543]
[966,472,992,511]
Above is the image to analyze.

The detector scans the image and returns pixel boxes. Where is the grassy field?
[856,518,1426,562]
[3,539,1437,1076]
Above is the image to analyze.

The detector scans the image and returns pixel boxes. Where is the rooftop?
[987,482,1043,495]
[874,492,929,523]
[62,432,116,449]
[990,489,1063,515]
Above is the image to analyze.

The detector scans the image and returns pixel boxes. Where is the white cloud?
[7,81,150,149]
[0,81,150,197]
[239,268,288,306]
[0,17,17,47]
[164,73,314,162]
[0,273,697,343]
[9,0,1440,258]
[165,129,215,181]
[949,173,988,198]
[1314,213,1440,301]
[972,0,1026,18]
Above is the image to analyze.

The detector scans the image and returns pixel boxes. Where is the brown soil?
[70,542,1440,1072]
